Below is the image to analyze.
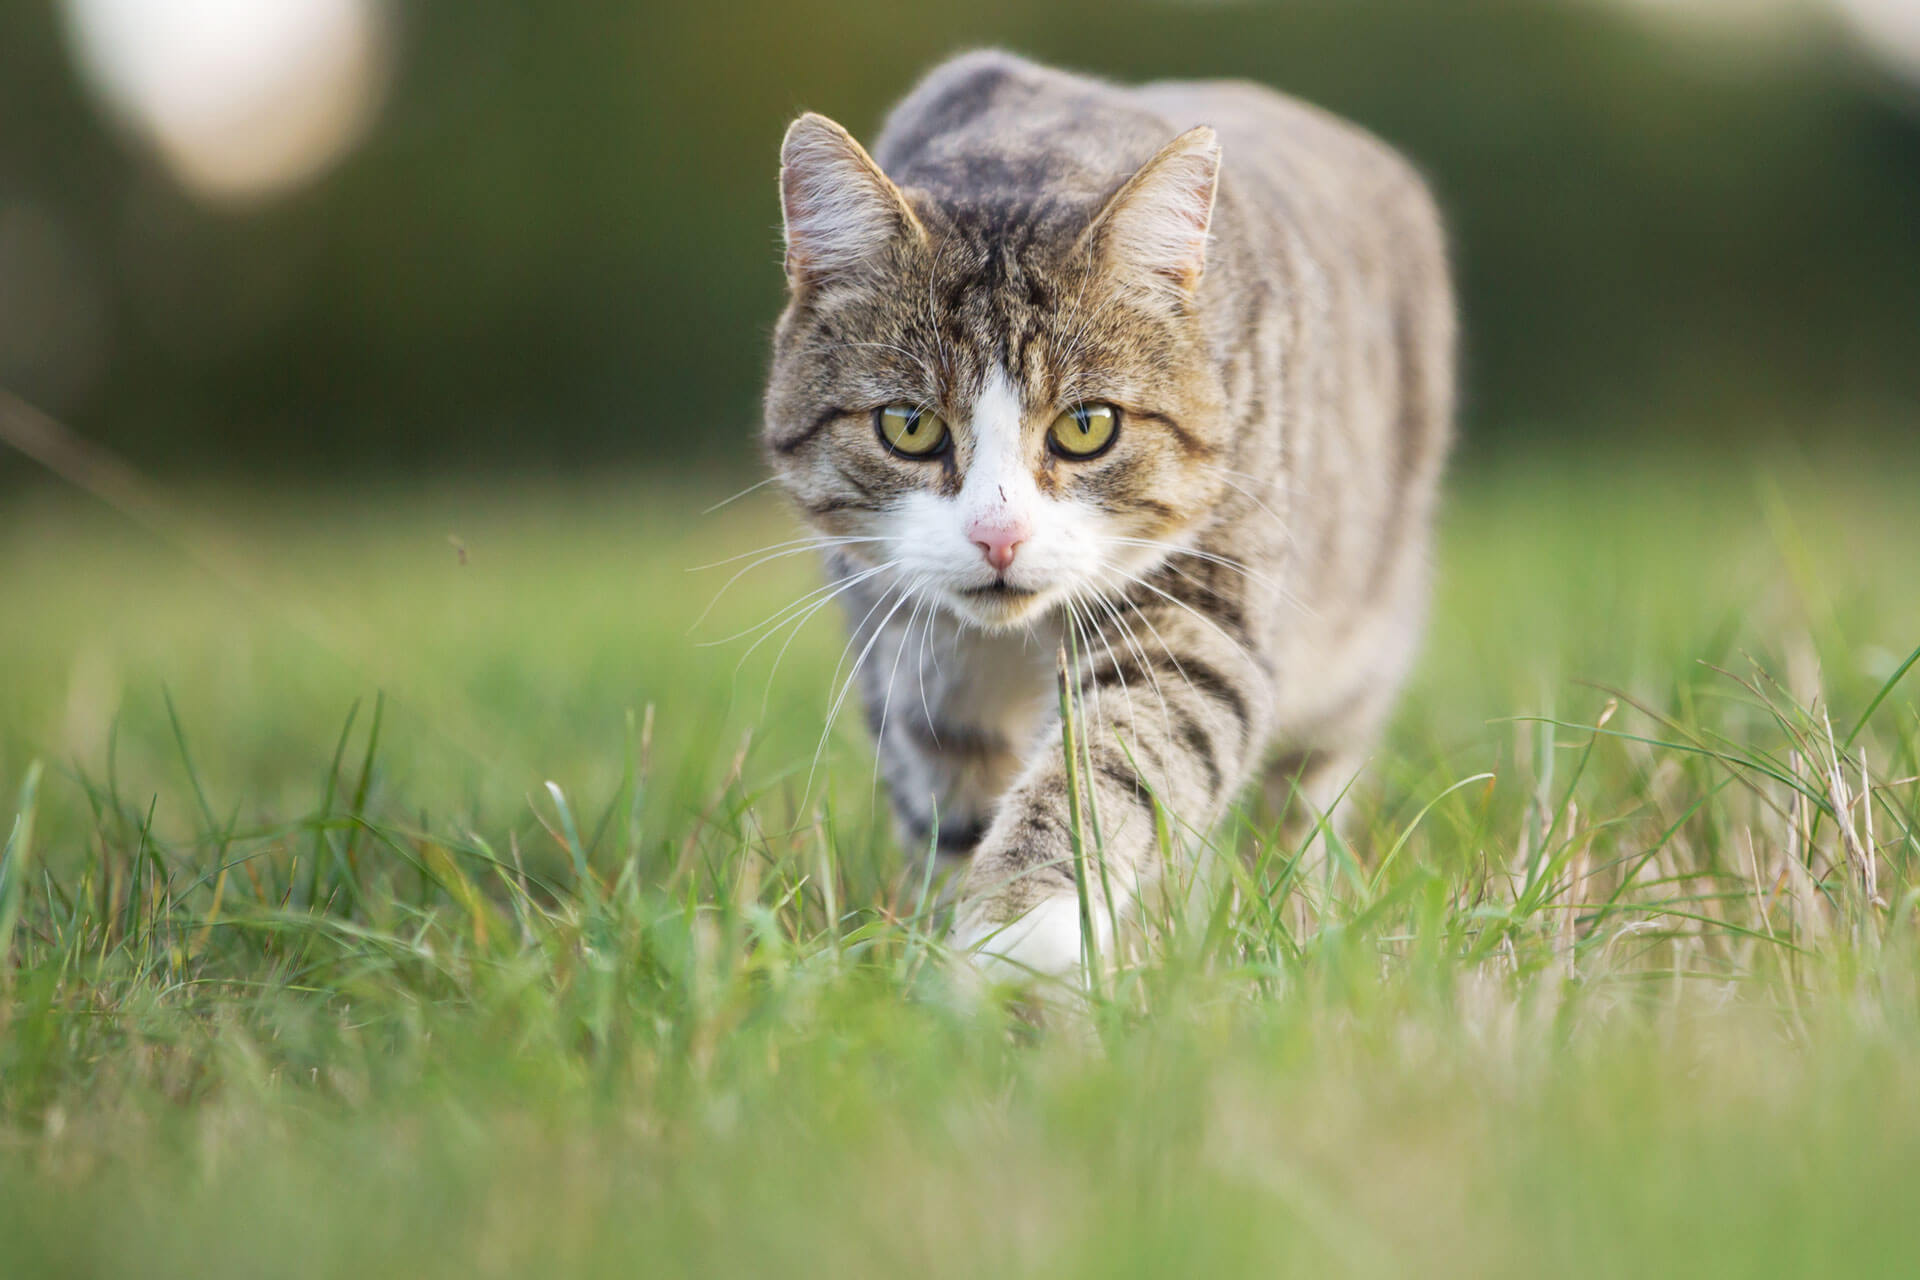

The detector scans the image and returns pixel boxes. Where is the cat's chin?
[943,582,1053,631]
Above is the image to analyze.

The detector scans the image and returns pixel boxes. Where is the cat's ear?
[779,113,925,286]
[1080,126,1220,295]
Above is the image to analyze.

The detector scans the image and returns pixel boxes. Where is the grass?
[2,447,1919,1277]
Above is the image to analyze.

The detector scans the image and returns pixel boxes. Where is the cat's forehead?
[832,203,1116,386]
[793,188,1172,411]
[918,196,1089,298]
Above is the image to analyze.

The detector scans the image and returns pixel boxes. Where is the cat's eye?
[875,405,950,458]
[1047,403,1119,459]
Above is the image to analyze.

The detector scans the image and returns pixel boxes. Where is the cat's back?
[871,51,1176,208]
[872,51,1441,251]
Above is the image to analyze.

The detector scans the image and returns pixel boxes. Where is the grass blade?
[0,762,44,987]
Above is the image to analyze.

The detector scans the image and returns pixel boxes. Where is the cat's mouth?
[948,577,1049,629]
[959,580,1040,599]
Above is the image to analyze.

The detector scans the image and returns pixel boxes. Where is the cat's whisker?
[1104,536,1289,595]
[810,575,923,799]
[1112,566,1268,680]
[753,563,903,717]
[1065,586,1134,740]
[1073,599,1139,759]
[687,533,880,573]
[1081,576,1178,743]
[1091,564,1204,695]
[706,555,896,650]
[1056,360,1138,408]
[698,474,780,515]
[749,560,895,667]
[1211,472,1289,532]
[923,229,955,376]
[820,568,913,701]
[1084,594,1147,730]
[690,537,891,634]
[1213,466,1313,512]
[741,568,903,723]
[914,591,942,746]
[1217,464,1311,496]
[839,340,941,386]
[1059,595,1102,728]
[871,580,936,797]
[804,582,907,787]
[710,580,848,652]
[1052,247,1102,372]
[1056,306,1121,382]
[1071,592,1132,730]
[1055,259,1134,373]
[923,594,947,680]
[1106,536,1317,620]
[1100,603,1194,809]
[1112,593,1214,744]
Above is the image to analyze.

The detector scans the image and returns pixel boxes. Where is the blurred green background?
[5,11,1920,1273]
[2,0,1917,477]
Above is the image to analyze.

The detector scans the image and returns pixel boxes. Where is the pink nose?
[966,517,1029,573]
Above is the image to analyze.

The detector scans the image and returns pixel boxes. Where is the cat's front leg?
[952,601,1274,984]
[852,601,1059,868]
[949,793,1108,984]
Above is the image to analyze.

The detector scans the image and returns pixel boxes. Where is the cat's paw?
[951,894,1111,989]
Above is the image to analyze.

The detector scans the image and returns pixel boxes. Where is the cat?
[762,51,1454,982]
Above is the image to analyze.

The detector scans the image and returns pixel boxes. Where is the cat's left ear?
[1080,126,1220,295]
[779,113,926,286]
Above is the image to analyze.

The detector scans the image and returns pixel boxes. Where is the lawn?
[2,445,1918,1278]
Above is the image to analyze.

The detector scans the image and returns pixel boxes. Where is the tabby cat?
[761,51,1454,981]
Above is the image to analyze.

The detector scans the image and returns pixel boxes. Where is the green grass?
[2,450,1919,1278]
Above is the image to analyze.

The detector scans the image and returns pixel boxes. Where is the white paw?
[952,895,1112,987]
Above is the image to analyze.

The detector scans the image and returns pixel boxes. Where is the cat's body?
[764,52,1453,978]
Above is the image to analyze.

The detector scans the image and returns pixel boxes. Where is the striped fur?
[763,52,1455,980]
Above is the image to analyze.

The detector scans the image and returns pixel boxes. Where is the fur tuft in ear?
[1080,126,1221,294]
[779,113,924,285]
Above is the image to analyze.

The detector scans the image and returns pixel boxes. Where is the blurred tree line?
[1,0,1916,474]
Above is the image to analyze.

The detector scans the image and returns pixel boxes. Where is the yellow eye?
[1047,403,1119,458]
[875,405,950,458]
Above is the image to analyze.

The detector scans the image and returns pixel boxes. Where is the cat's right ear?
[779,113,925,287]
[1078,126,1221,297]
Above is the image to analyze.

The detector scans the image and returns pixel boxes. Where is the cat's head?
[763,112,1229,632]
